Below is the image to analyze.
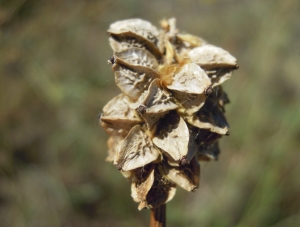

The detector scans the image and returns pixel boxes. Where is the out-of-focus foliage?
[0,0,299,227]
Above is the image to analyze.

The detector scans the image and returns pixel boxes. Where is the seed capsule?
[114,125,161,172]
[135,79,177,130]
[188,45,238,69]
[108,19,163,59]
[100,94,143,136]
[153,112,190,165]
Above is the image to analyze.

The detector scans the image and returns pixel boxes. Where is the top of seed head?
[100,18,238,210]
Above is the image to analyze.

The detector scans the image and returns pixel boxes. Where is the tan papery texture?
[100,18,238,209]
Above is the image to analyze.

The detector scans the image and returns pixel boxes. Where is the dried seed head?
[100,18,238,209]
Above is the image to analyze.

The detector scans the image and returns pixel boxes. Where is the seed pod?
[206,68,232,87]
[111,48,160,100]
[141,166,176,209]
[109,37,145,54]
[108,19,163,59]
[153,111,190,165]
[185,130,199,163]
[193,128,222,145]
[167,63,211,94]
[197,141,220,161]
[161,157,200,192]
[113,47,159,70]
[186,98,229,135]
[114,125,161,171]
[106,135,124,162]
[113,64,159,101]
[208,86,230,112]
[188,45,238,69]
[131,164,155,205]
[166,63,211,114]
[100,94,143,136]
[135,79,177,130]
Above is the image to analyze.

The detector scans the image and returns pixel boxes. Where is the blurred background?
[0,0,299,226]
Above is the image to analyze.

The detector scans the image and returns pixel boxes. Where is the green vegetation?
[0,0,299,226]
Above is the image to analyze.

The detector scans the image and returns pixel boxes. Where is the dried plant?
[99,18,238,211]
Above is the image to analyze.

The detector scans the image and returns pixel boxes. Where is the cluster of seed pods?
[100,18,238,210]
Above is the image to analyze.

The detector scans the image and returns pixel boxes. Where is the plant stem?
[150,204,166,227]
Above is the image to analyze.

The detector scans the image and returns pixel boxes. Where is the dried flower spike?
[100,18,238,210]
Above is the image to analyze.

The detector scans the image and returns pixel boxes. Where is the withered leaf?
[114,125,161,171]
[153,112,190,165]
[162,157,200,192]
[100,94,143,136]
[188,45,238,69]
